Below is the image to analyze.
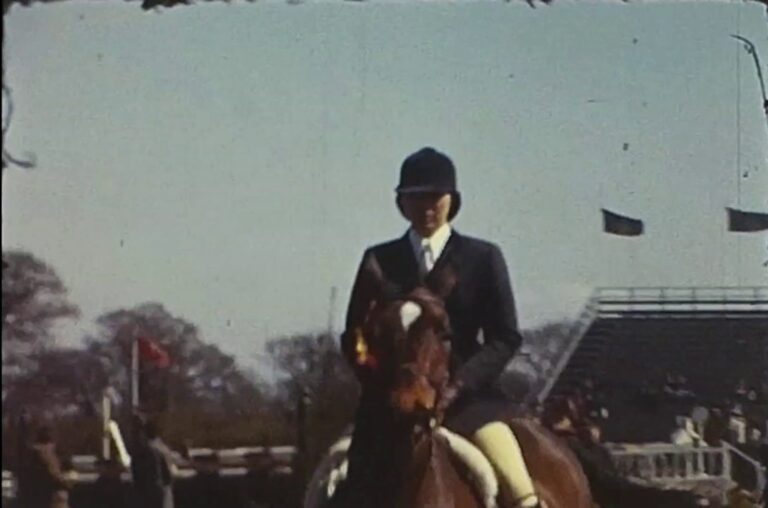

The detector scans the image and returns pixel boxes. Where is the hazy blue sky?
[3,0,767,371]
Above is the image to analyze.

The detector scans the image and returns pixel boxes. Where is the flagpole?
[730,35,768,143]
[131,337,139,411]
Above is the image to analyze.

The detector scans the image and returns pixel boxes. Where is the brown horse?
[308,282,593,508]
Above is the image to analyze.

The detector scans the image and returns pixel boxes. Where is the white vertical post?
[131,338,139,410]
[102,390,111,460]
[327,286,338,337]
[109,421,131,468]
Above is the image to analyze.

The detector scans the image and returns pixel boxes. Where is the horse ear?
[430,264,457,300]
[363,252,404,303]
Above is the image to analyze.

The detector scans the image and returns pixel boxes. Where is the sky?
[3,0,767,373]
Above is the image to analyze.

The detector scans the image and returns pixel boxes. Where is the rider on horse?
[341,147,542,508]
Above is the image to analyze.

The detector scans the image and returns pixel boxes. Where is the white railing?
[609,441,767,501]
[595,286,768,316]
[721,441,767,495]
[608,443,731,484]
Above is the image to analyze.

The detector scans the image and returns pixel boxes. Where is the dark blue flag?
[727,207,768,232]
[602,209,644,236]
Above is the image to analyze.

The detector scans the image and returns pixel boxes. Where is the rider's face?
[399,192,452,238]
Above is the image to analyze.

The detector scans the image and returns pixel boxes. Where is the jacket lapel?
[425,230,461,293]
[395,233,421,286]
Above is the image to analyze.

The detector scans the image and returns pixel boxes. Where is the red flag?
[137,336,170,368]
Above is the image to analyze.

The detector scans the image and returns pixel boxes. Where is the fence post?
[722,446,732,480]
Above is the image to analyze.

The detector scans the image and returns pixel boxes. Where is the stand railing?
[609,443,731,484]
[608,442,766,502]
[595,286,768,317]
[721,441,767,495]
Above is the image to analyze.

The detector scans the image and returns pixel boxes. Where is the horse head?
[354,260,457,425]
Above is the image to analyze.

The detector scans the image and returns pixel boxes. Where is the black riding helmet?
[395,147,462,221]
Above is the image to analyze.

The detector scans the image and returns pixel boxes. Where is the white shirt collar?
[408,223,452,264]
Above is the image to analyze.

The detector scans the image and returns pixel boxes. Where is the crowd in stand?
[663,377,767,453]
[548,375,768,450]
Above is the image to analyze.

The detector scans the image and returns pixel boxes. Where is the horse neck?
[360,400,430,501]
[378,429,451,508]
[405,434,459,508]
[360,405,476,508]
[371,410,420,474]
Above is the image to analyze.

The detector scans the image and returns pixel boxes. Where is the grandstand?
[532,287,768,443]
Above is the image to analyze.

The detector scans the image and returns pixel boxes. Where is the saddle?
[304,428,499,508]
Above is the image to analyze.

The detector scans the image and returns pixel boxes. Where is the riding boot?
[472,421,541,508]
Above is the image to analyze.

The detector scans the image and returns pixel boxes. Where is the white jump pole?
[102,390,111,460]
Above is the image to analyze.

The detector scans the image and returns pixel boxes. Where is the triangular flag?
[727,207,768,233]
[601,209,644,236]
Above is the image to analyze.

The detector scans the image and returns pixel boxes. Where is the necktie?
[420,239,435,277]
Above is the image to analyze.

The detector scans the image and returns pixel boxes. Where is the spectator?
[17,425,72,508]
[663,373,695,400]
[186,453,237,508]
[670,416,700,446]
[728,405,748,445]
[241,451,276,508]
[734,379,750,402]
[180,440,192,462]
[130,415,175,508]
[703,407,728,445]
[92,458,132,508]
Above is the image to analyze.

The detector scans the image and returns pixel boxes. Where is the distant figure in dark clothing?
[129,416,175,508]
[703,407,728,445]
[17,425,72,508]
[92,458,132,508]
[241,452,276,508]
[186,454,238,508]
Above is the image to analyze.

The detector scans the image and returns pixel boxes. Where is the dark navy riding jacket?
[343,230,522,398]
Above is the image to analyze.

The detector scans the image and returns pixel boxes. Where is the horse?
[306,274,593,508]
